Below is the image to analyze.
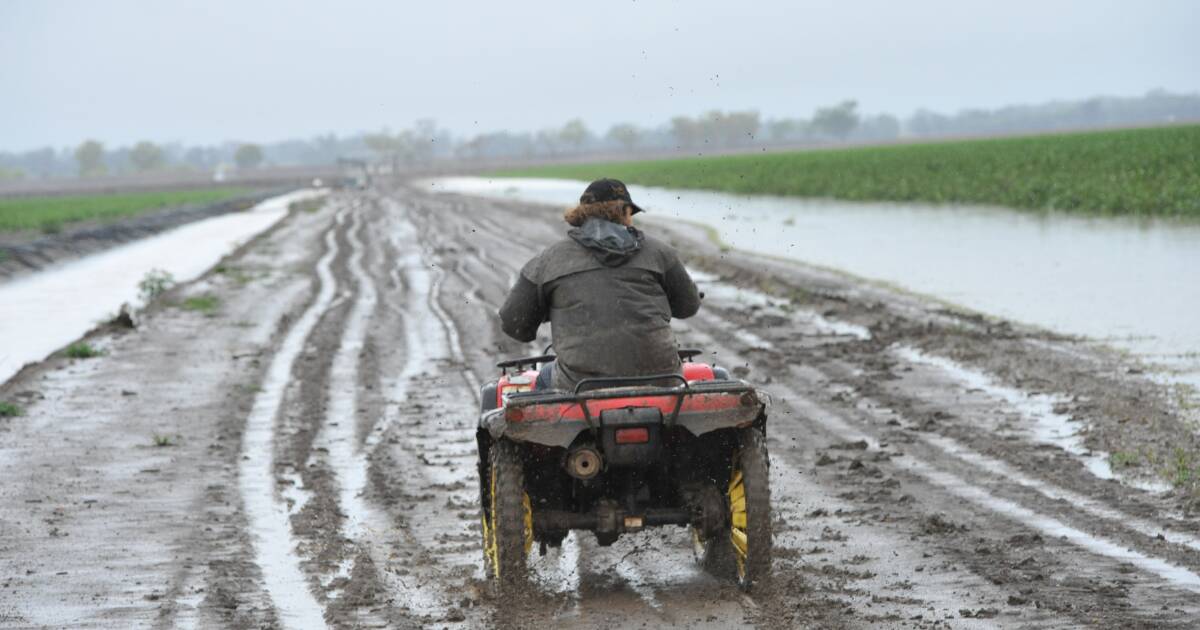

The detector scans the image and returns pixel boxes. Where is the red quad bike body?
[476,349,773,590]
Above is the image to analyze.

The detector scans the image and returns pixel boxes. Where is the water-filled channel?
[428,177,1200,394]
[0,189,324,385]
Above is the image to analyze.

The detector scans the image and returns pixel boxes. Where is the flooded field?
[428,177,1200,394]
[0,189,325,384]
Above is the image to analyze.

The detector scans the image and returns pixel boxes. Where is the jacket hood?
[568,217,643,267]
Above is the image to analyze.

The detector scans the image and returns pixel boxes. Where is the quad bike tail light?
[614,427,650,444]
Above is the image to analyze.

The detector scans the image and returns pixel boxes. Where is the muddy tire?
[698,510,737,580]
[699,427,772,590]
[483,439,531,586]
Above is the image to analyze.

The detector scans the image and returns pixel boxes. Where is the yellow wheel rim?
[691,527,706,559]
[729,466,748,579]
[522,493,534,554]
[484,468,499,576]
[485,462,534,579]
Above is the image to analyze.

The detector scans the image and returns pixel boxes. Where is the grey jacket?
[499,218,701,391]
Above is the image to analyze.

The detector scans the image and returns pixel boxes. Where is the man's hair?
[563,199,628,227]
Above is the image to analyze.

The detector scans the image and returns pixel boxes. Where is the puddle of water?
[894,345,1173,493]
[776,378,1200,594]
[690,270,777,309]
[769,455,1011,619]
[238,211,341,630]
[612,558,663,611]
[173,588,205,630]
[918,431,1200,555]
[427,177,1200,393]
[320,209,379,545]
[369,203,447,456]
[278,469,311,516]
[689,269,871,351]
[0,189,326,385]
[917,461,1200,591]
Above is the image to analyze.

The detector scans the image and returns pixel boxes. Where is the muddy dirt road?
[2,184,1198,629]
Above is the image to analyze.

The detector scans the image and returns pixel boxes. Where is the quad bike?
[475,349,772,590]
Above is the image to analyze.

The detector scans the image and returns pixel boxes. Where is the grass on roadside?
[65,342,103,359]
[289,198,325,214]
[1109,450,1141,470]
[180,294,219,314]
[0,187,252,233]
[495,125,1200,218]
[1168,448,1200,492]
[215,264,255,285]
[0,401,23,417]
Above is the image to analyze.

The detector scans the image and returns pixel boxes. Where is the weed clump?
[0,401,23,417]
[1168,448,1200,492]
[138,268,175,302]
[65,342,104,359]
[289,198,325,214]
[152,433,176,447]
[181,295,219,314]
[215,265,254,285]
[1109,451,1140,470]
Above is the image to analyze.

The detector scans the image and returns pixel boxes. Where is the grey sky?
[2,0,1197,151]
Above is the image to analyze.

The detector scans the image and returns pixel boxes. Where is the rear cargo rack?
[505,379,757,432]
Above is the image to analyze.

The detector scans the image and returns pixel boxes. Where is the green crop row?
[0,187,253,233]
[495,125,1200,218]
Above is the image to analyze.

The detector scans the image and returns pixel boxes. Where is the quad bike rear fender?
[480,382,768,448]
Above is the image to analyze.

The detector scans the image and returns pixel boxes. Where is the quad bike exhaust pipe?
[565,445,602,480]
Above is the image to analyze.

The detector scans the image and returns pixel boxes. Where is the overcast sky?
[2,0,1197,151]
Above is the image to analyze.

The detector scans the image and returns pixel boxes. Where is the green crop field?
[0,187,253,233]
[496,125,1200,218]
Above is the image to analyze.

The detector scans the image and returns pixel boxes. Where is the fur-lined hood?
[563,199,628,227]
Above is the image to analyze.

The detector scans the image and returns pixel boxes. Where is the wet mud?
[1,183,1198,628]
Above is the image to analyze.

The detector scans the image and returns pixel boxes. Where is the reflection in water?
[428,177,1200,393]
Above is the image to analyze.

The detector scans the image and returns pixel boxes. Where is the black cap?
[580,178,644,215]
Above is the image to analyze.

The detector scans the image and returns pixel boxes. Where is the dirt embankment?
[1,184,1198,628]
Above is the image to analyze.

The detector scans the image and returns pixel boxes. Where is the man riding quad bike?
[477,179,773,589]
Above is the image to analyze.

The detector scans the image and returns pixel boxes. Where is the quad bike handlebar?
[496,354,555,372]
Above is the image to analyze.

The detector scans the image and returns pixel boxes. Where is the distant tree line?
[2,89,1197,181]
[0,134,386,182]
[436,90,1200,163]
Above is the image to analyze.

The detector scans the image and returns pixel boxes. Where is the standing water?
[0,189,325,385]
[426,177,1200,394]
